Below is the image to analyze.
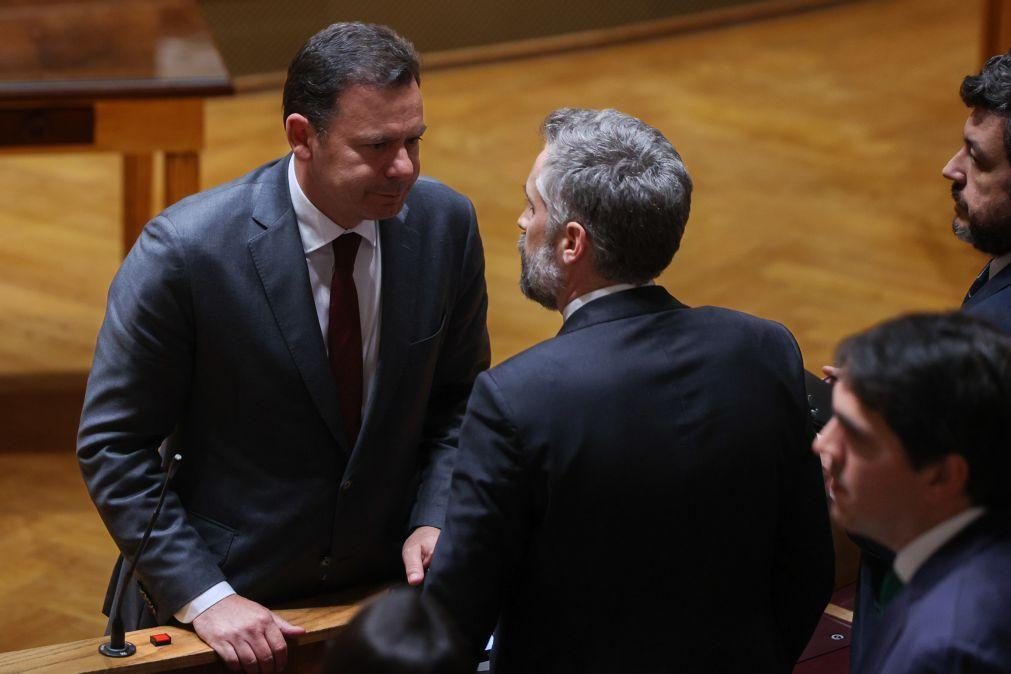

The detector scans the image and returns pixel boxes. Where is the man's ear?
[285,114,314,160]
[923,453,970,504]
[559,221,590,266]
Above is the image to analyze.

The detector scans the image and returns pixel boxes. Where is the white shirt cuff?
[173,581,236,623]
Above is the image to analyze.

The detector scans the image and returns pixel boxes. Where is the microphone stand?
[99,453,182,658]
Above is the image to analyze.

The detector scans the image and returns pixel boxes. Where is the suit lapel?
[355,204,420,456]
[247,157,348,451]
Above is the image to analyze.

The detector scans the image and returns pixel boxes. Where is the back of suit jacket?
[78,156,489,627]
[426,286,834,674]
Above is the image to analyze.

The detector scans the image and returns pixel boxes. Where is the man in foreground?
[425,107,834,673]
[814,312,1011,673]
[78,22,489,672]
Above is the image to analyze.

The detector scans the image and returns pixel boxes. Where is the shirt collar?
[894,506,985,583]
[561,282,651,322]
[287,156,378,254]
[989,252,1011,280]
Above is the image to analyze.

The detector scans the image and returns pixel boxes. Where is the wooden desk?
[0,0,233,256]
[0,586,385,673]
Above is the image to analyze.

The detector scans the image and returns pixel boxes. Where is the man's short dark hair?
[960,51,1011,162]
[836,311,1011,508]
[324,587,470,674]
[538,108,693,284]
[283,22,420,133]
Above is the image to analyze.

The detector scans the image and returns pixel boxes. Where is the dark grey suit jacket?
[78,156,490,628]
[858,511,1011,674]
[425,286,834,674]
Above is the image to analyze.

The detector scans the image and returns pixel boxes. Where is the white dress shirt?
[562,282,649,322]
[893,507,985,584]
[174,157,384,623]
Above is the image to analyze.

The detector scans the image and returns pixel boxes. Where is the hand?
[192,594,305,673]
[402,525,440,585]
[821,365,840,383]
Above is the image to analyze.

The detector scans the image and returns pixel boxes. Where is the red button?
[150,633,172,647]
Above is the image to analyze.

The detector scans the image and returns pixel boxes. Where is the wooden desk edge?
[0,586,387,673]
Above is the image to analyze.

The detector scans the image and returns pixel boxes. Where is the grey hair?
[538,107,692,284]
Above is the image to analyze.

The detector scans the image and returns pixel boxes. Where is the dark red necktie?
[328,233,363,448]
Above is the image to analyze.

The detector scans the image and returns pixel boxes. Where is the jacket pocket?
[188,511,237,568]
[408,310,446,346]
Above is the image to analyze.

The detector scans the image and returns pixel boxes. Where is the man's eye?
[406,137,422,147]
[370,142,388,150]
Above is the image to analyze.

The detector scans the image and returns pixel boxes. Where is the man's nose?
[942,148,966,184]
[387,146,415,179]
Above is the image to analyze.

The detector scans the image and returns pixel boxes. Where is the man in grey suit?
[77,23,489,672]
[424,108,834,673]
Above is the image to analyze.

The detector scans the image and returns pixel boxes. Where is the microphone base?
[99,641,137,658]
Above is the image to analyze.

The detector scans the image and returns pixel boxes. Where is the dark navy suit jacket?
[851,261,1011,669]
[859,511,1011,673]
[964,262,1011,333]
[425,286,834,673]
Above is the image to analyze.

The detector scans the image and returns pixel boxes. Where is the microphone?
[99,453,182,658]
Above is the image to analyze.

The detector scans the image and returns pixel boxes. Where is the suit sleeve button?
[341,480,352,491]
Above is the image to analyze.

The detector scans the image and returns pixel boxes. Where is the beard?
[518,232,563,310]
[951,185,1011,256]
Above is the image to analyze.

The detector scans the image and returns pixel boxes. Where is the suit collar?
[964,259,1011,308]
[558,285,686,336]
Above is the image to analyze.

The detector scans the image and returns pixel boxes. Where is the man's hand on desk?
[192,594,305,673]
[403,525,440,585]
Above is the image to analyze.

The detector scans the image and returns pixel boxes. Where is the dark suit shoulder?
[406,177,477,232]
[156,157,288,240]
[687,304,795,340]
[489,301,799,398]
[410,176,470,205]
[892,521,1011,668]
[965,286,1011,334]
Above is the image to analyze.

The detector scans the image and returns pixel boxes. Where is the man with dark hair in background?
[814,312,1011,673]
[944,51,1011,330]
[424,107,834,673]
[78,22,489,672]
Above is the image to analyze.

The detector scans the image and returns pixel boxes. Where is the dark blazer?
[858,511,1011,673]
[963,261,1011,333]
[425,286,834,674]
[77,156,490,628]
[851,261,1011,668]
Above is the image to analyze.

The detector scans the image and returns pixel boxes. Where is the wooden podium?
[0,586,385,674]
